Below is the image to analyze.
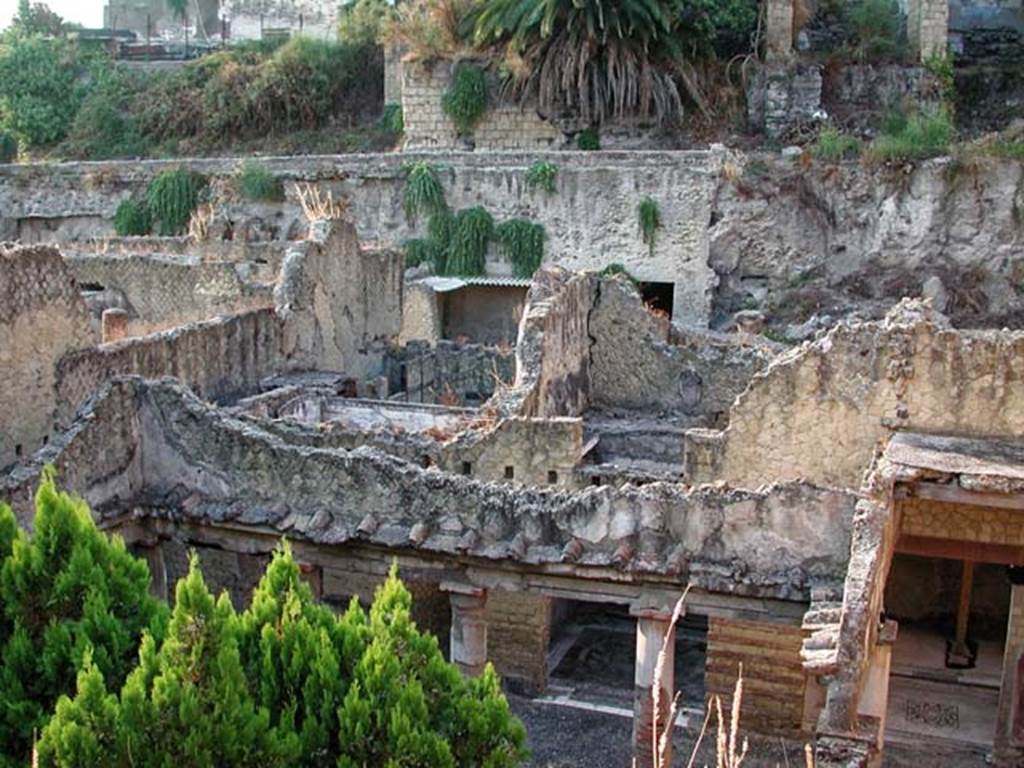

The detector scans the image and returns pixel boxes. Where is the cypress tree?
[0,470,168,768]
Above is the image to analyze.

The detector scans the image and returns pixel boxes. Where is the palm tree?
[470,0,691,126]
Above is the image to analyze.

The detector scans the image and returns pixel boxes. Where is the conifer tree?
[0,470,168,768]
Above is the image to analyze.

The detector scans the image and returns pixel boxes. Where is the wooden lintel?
[896,534,1024,566]
[910,481,1024,511]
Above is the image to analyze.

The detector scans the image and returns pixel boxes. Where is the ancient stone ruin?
[3,0,1024,765]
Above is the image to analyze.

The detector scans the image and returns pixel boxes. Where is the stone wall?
[485,591,553,694]
[2,377,858,602]
[0,152,716,326]
[55,308,282,426]
[589,276,777,418]
[385,340,516,405]
[908,0,950,60]
[401,57,562,151]
[498,269,595,419]
[66,253,274,336]
[705,617,809,736]
[275,220,403,378]
[0,244,94,469]
[693,301,1024,490]
[222,0,337,39]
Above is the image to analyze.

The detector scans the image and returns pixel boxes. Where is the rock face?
[709,155,1024,329]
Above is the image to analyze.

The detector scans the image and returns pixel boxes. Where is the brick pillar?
[446,586,488,677]
[633,611,675,768]
[101,307,129,343]
[994,579,1024,766]
[907,0,949,62]
[764,0,794,62]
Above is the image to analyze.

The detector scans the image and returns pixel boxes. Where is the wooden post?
[948,560,975,667]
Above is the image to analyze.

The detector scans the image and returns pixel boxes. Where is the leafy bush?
[867,107,955,163]
[846,0,903,61]
[442,61,487,134]
[813,126,862,162]
[40,549,528,767]
[924,50,956,104]
[146,167,206,236]
[338,0,395,46]
[0,35,83,147]
[64,64,149,159]
[638,196,660,254]
[0,470,168,768]
[525,161,557,193]
[577,129,600,151]
[113,199,152,236]
[0,131,16,163]
[236,160,284,202]
[496,218,545,277]
[677,0,759,59]
[987,140,1024,160]
[445,207,493,276]
[378,102,404,135]
[403,161,446,221]
[381,0,476,60]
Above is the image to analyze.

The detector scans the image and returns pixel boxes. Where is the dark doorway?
[638,282,674,319]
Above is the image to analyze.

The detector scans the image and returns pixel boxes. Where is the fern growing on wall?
[404,238,442,271]
[145,167,206,236]
[445,207,493,277]
[113,198,152,236]
[496,219,545,278]
[442,62,488,135]
[638,196,660,255]
[577,129,600,151]
[525,161,558,194]
[403,161,446,221]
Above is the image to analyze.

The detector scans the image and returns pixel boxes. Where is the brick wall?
[899,498,1024,547]
[705,617,808,736]
[402,57,561,151]
[485,590,552,694]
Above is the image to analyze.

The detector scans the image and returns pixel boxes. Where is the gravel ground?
[508,695,992,768]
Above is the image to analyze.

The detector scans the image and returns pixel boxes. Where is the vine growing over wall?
[495,219,545,277]
[638,196,660,255]
[145,167,206,236]
[403,161,446,221]
[445,207,493,276]
[442,62,488,135]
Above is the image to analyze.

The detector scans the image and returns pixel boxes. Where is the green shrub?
[813,126,862,162]
[924,50,956,104]
[677,0,759,59]
[39,550,528,767]
[63,64,149,159]
[988,140,1024,161]
[600,262,638,284]
[0,131,16,163]
[0,35,84,147]
[867,107,955,163]
[404,237,441,270]
[145,167,206,236]
[378,102,404,135]
[638,196,660,254]
[0,470,169,768]
[113,199,152,236]
[403,161,446,221]
[525,161,557,194]
[442,62,488,135]
[445,207,493,276]
[236,160,284,202]
[577,128,600,151]
[847,0,902,60]
[338,0,395,45]
[496,218,545,278]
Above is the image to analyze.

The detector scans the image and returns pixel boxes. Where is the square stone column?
[994,579,1024,766]
[101,307,129,343]
[765,0,794,61]
[907,0,949,62]
[444,583,488,677]
[632,610,676,768]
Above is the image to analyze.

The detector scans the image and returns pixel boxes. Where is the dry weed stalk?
[187,202,215,242]
[651,587,690,768]
[294,182,348,222]
[713,665,749,768]
[437,384,461,407]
